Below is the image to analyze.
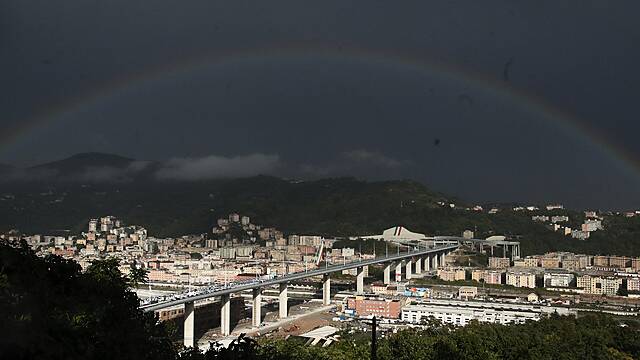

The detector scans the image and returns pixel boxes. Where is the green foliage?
[179,314,639,359]
[279,314,639,360]
[0,240,175,360]
[129,265,149,287]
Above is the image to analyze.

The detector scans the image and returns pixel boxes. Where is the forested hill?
[0,175,451,237]
[1,170,640,256]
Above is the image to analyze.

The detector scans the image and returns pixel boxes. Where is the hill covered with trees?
[2,163,640,256]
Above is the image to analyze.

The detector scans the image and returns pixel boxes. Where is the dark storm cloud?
[75,161,152,182]
[1,1,640,209]
[155,154,281,181]
[343,150,408,169]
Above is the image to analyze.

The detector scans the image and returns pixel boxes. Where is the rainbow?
[3,42,638,178]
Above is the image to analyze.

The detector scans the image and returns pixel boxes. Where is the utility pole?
[371,316,377,360]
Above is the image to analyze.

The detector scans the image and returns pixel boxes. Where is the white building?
[544,273,575,288]
[532,216,550,222]
[361,226,425,243]
[571,230,590,240]
[401,299,574,327]
[582,220,603,232]
[546,204,564,210]
[551,216,569,223]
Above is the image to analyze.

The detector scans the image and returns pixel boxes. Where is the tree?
[129,264,149,287]
[0,240,176,360]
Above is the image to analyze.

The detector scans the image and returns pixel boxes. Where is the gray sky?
[1,1,639,209]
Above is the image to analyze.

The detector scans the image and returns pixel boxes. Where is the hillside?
[30,152,136,173]
[1,154,640,256]
[0,175,450,237]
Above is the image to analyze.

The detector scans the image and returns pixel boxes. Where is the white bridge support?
[143,244,462,348]
[323,274,331,305]
[279,282,288,319]
[395,262,403,282]
[356,267,365,295]
[221,294,231,336]
[252,288,262,328]
[184,301,195,347]
[383,263,392,284]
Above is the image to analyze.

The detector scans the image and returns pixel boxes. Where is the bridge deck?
[141,244,458,312]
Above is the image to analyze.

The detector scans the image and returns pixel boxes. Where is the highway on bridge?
[141,244,459,312]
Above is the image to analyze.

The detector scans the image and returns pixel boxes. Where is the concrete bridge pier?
[279,282,288,319]
[383,263,392,284]
[323,274,331,305]
[184,301,195,347]
[252,288,262,328]
[424,256,430,272]
[405,260,412,280]
[415,257,422,274]
[432,253,439,270]
[221,294,231,336]
[356,267,365,294]
[395,262,403,282]
[396,261,402,282]
[440,252,446,268]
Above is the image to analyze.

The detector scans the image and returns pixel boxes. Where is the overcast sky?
[1,1,639,209]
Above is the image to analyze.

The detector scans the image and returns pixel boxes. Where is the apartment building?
[609,256,630,268]
[577,275,622,296]
[488,257,511,269]
[471,269,504,285]
[543,272,575,288]
[506,272,536,288]
[438,268,467,282]
[541,257,561,269]
[627,277,640,293]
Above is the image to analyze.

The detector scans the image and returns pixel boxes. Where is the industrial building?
[401,299,574,327]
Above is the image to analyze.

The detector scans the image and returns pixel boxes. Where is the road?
[141,244,458,312]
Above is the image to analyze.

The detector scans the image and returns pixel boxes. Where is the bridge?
[359,227,522,261]
[141,243,459,347]
[395,236,521,260]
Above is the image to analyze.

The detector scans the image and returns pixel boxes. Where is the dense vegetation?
[2,240,640,359]
[2,174,640,256]
[242,315,640,360]
[0,240,176,360]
